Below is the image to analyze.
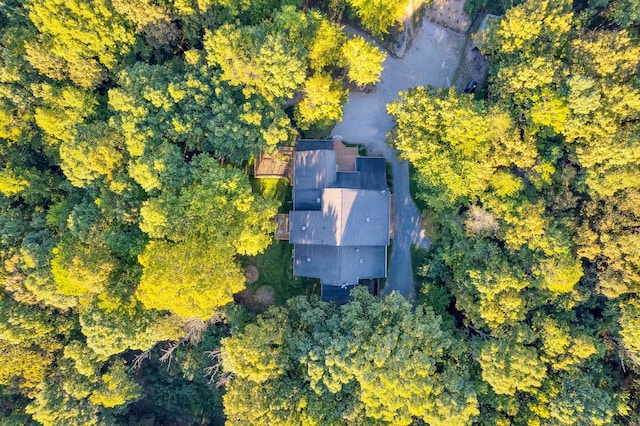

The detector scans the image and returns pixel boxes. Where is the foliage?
[26,0,136,88]
[391,0,639,423]
[294,73,347,130]
[388,87,521,209]
[205,24,306,102]
[342,36,386,88]
[1,0,639,423]
[220,289,480,425]
[136,156,278,319]
[346,0,409,36]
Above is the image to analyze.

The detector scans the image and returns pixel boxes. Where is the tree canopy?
[221,289,480,425]
[1,0,639,423]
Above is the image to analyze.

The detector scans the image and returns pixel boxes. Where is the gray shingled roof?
[290,189,390,247]
[290,141,390,298]
[297,139,334,151]
[321,284,355,305]
[355,157,387,190]
[293,245,387,286]
[293,150,336,210]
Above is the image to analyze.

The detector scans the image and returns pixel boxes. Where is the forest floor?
[333,20,464,299]
[423,0,472,33]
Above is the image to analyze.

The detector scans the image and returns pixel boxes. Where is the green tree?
[346,0,408,36]
[109,57,291,167]
[111,0,179,51]
[51,236,115,297]
[577,188,640,298]
[137,238,246,319]
[528,376,618,425]
[341,36,386,88]
[79,287,183,359]
[25,0,136,88]
[136,156,277,319]
[532,315,599,372]
[533,253,583,294]
[59,122,126,188]
[445,238,532,330]
[32,83,98,147]
[308,19,346,72]
[205,24,306,101]
[388,87,498,208]
[0,166,29,197]
[26,347,141,425]
[221,308,290,384]
[478,338,547,396]
[606,0,640,28]
[294,73,347,130]
[221,289,479,425]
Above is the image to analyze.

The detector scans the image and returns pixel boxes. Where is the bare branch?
[131,348,153,371]
[159,341,181,370]
[204,349,232,388]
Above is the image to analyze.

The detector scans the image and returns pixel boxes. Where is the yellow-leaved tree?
[136,155,278,319]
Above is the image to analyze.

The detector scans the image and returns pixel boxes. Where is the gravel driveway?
[333,21,464,299]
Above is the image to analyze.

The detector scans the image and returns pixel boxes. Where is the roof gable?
[293,150,336,210]
[290,188,390,246]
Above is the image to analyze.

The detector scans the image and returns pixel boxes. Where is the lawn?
[250,177,292,212]
[242,240,318,305]
[243,177,319,306]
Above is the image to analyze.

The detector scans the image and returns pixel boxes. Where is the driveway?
[332,21,464,299]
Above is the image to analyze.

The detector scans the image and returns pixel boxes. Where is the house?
[289,139,390,304]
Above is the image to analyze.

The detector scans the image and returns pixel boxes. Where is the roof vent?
[306,257,311,263]
[316,197,321,203]
[301,225,307,231]
[365,216,371,223]
[359,258,364,264]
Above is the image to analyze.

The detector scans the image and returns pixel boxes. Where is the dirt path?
[332,20,464,299]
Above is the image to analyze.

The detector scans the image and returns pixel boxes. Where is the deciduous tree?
[136,156,277,319]
[346,0,408,36]
[26,0,136,88]
[341,36,386,88]
[221,289,479,425]
[294,73,347,130]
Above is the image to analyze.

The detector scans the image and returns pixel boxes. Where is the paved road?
[332,21,462,299]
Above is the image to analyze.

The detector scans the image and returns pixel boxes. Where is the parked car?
[464,80,478,93]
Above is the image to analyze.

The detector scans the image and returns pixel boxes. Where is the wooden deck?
[254,147,294,179]
[333,139,358,172]
[274,214,290,240]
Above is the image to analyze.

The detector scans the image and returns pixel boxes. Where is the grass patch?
[242,241,318,305]
[251,177,292,213]
[246,177,317,304]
